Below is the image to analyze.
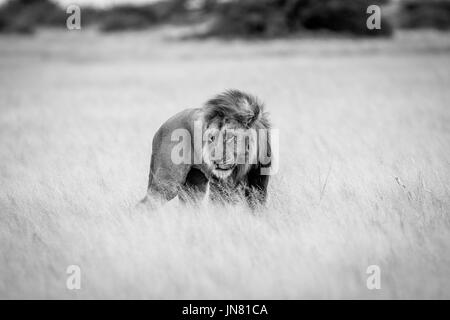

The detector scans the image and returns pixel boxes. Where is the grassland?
[0,29,449,299]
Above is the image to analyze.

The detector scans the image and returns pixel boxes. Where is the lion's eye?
[209,135,215,142]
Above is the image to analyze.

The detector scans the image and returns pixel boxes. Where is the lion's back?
[151,108,200,151]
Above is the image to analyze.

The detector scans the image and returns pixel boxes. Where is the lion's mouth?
[212,164,235,179]
[215,164,235,171]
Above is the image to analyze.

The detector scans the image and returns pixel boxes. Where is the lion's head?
[201,90,271,181]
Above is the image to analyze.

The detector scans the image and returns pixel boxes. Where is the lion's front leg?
[179,167,208,205]
[245,168,270,209]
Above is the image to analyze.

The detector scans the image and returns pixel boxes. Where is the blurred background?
[0,0,449,36]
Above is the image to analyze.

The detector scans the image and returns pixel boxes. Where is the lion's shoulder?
[152,108,201,151]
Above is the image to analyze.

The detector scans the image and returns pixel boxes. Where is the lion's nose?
[212,159,224,166]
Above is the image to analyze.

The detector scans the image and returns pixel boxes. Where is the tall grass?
[0,29,449,298]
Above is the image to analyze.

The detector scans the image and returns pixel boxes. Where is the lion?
[141,89,272,209]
